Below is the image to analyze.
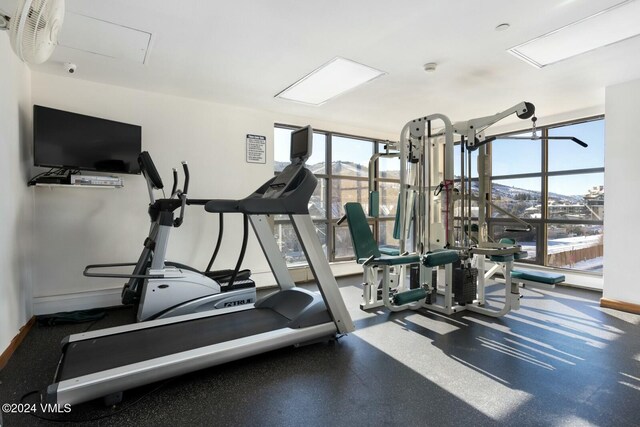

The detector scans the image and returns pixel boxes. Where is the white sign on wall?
[246,134,266,164]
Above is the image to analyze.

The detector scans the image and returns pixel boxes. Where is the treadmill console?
[290,125,312,163]
[264,126,313,199]
[138,151,164,190]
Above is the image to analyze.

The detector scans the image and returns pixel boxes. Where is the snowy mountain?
[276,161,590,208]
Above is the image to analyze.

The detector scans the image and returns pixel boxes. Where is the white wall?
[603,78,640,305]
[30,72,396,313]
[0,36,33,351]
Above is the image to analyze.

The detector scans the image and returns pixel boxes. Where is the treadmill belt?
[58,308,289,381]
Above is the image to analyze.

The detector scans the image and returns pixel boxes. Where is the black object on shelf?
[33,175,70,185]
[28,169,71,186]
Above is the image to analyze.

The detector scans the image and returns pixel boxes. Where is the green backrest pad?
[369,191,379,218]
[392,195,403,240]
[511,270,565,284]
[344,202,381,262]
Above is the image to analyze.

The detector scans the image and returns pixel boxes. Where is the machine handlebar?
[171,168,178,197]
[173,162,190,227]
[140,153,192,228]
[182,162,190,195]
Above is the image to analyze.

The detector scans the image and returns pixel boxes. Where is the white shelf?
[34,183,123,189]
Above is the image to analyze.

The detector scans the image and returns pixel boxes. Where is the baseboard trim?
[0,317,35,370]
[32,273,277,316]
[600,298,640,314]
[31,263,361,316]
[33,288,123,315]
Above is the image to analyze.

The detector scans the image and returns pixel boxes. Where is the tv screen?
[33,105,142,174]
[290,125,312,161]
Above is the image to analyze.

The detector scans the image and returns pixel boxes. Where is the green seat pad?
[514,251,528,260]
[379,246,400,256]
[422,249,459,267]
[358,254,421,266]
[490,254,514,262]
[512,270,565,284]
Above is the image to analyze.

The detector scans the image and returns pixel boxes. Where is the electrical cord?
[28,168,83,185]
[27,168,56,185]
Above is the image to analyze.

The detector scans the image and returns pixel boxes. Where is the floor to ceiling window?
[274,117,604,275]
[273,125,400,265]
[489,117,605,273]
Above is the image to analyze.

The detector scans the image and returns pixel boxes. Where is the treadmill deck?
[58,308,289,381]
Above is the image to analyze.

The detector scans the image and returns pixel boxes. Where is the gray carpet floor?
[1,276,639,426]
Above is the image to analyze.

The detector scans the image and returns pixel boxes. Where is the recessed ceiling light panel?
[508,0,640,68]
[275,57,386,105]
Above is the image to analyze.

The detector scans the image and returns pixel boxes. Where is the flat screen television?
[33,105,142,174]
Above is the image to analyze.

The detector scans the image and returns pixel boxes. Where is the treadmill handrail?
[64,304,256,343]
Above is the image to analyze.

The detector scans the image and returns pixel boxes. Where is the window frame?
[274,115,605,275]
[274,124,399,264]
[488,115,605,274]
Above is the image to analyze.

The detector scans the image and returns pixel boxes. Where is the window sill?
[512,262,603,291]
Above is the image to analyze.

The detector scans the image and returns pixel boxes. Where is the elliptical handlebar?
[173,162,190,227]
[181,161,190,195]
[138,151,191,228]
[171,168,178,197]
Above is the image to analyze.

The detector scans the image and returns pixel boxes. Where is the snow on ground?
[518,235,603,272]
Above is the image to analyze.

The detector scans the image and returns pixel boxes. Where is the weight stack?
[452,265,478,305]
[410,265,420,289]
[425,269,438,304]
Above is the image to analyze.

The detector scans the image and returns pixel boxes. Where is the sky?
[491,119,604,196]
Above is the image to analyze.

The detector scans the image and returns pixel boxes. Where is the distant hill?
[275,160,587,203]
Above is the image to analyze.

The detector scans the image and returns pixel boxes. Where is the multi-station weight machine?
[345,102,563,317]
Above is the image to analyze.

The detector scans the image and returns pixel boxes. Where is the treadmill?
[45,126,355,406]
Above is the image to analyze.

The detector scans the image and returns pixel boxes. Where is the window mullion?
[542,125,549,265]
[327,132,334,261]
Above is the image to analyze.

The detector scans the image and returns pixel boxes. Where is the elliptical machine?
[84,152,256,321]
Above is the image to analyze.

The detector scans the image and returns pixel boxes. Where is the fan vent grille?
[9,0,65,64]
